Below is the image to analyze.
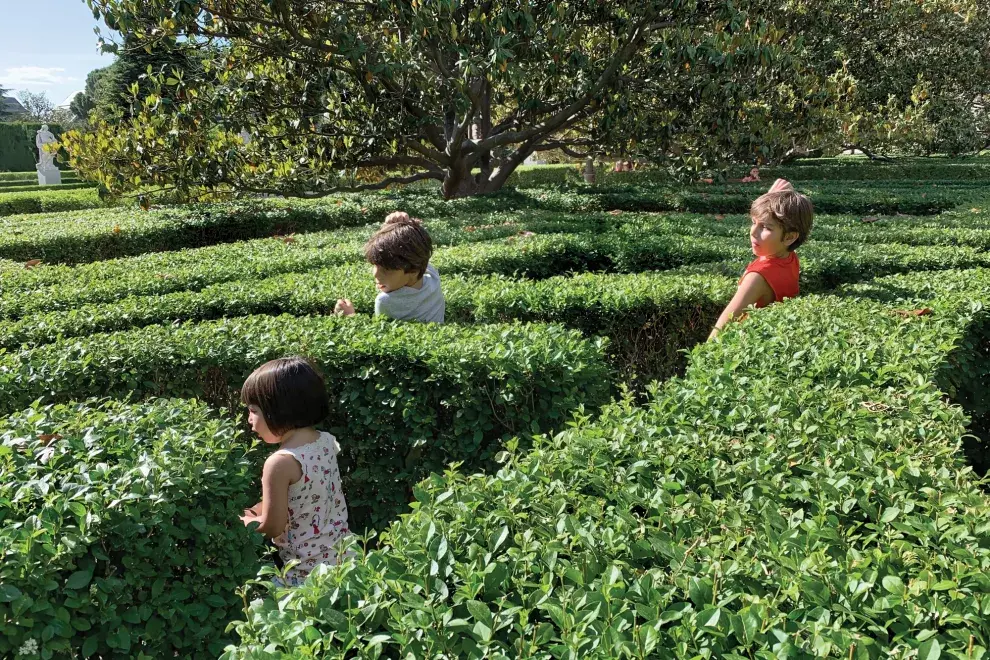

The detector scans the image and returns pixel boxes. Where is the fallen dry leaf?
[893,308,933,318]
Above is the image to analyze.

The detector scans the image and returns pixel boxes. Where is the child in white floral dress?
[239,356,350,585]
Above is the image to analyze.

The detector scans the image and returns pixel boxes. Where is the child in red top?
[709,179,814,339]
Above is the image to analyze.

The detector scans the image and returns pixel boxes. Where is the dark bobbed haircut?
[364,211,433,278]
[240,356,330,436]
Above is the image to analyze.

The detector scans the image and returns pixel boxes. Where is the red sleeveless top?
[741,252,800,308]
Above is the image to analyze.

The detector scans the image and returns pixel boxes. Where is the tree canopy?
[63,0,987,200]
[65,0,832,199]
[776,0,989,156]
[69,36,205,124]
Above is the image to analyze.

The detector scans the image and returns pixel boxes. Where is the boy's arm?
[708,272,773,340]
[240,453,300,538]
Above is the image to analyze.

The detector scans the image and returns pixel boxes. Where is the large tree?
[771,0,989,157]
[70,36,204,124]
[16,91,62,123]
[65,0,822,199]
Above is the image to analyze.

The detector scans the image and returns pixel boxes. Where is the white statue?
[35,125,57,171]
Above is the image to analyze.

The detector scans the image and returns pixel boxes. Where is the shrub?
[0,197,431,262]
[0,188,104,217]
[0,315,611,530]
[0,123,65,172]
[0,211,604,318]
[0,176,84,189]
[0,182,93,193]
[839,268,990,474]
[0,264,735,383]
[223,268,990,659]
[746,158,990,181]
[0,398,264,659]
[3,176,985,262]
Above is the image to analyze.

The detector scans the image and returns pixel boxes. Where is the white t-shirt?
[374,264,445,323]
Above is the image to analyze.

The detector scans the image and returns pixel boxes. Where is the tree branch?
[474,18,668,153]
[239,170,442,198]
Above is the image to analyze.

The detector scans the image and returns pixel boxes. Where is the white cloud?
[0,66,79,88]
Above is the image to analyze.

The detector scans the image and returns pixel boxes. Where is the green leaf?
[879,507,901,523]
[689,577,713,607]
[918,638,941,660]
[0,585,23,602]
[466,600,493,627]
[82,636,99,657]
[881,575,905,595]
[66,569,93,590]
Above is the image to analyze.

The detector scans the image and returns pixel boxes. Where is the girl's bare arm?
[708,273,773,340]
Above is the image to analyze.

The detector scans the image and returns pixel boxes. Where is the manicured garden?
[1,159,988,658]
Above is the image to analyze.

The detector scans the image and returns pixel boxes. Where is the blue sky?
[0,0,116,106]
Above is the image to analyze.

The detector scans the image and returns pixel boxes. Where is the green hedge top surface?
[0,265,736,383]
[0,187,103,218]
[0,182,93,193]
[0,398,264,659]
[2,209,989,326]
[0,314,611,530]
[2,176,987,261]
[0,212,606,316]
[223,268,990,659]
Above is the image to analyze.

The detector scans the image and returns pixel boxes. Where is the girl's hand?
[335,299,355,316]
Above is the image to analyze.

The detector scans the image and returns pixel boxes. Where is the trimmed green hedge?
[0,188,103,217]
[0,182,93,193]
[0,122,64,172]
[0,265,735,382]
[0,176,83,189]
[0,315,611,531]
[3,177,986,262]
[0,195,523,263]
[3,218,990,329]
[839,269,990,475]
[0,398,264,659]
[746,159,990,182]
[626,210,990,250]
[0,170,77,181]
[0,212,604,317]
[223,268,990,658]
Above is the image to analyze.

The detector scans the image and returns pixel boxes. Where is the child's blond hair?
[751,179,814,251]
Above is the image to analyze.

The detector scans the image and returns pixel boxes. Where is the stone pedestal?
[583,157,596,185]
[37,168,61,186]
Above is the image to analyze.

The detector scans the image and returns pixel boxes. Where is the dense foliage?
[224,268,990,658]
[1,158,988,658]
[66,0,841,199]
[0,123,65,173]
[0,315,610,530]
[0,399,264,658]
